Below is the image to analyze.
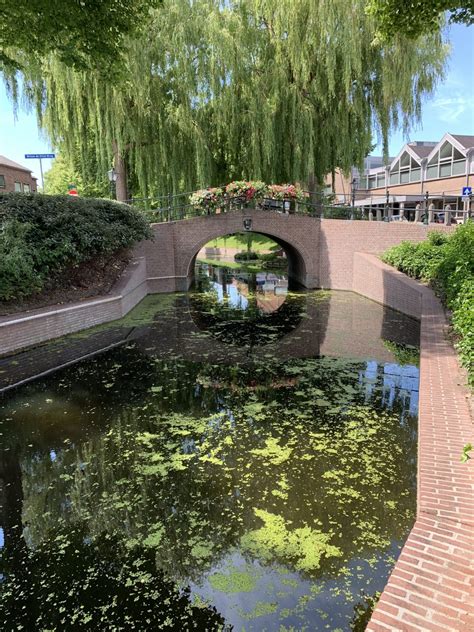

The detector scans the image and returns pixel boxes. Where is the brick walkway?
[367,277,474,630]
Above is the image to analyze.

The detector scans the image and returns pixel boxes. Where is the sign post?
[24,153,56,193]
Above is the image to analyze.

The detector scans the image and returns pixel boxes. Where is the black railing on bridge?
[127,193,323,222]
[125,191,473,226]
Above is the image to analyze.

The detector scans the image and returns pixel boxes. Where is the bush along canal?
[0,262,421,631]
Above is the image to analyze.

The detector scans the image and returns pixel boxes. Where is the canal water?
[0,262,420,631]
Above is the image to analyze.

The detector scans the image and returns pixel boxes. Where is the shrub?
[382,222,474,385]
[452,276,474,382]
[435,221,474,305]
[0,193,152,301]
[234,251,259,261]
[0,220,42,300]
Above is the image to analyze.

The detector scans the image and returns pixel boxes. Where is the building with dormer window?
[326,133,474,221]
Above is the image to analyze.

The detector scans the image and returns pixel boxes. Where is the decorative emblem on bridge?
[243,218,252,231]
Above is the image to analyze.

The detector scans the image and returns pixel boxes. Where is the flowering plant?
[225,180,268,201]
[189,187,224,213]
[267,184,306,201]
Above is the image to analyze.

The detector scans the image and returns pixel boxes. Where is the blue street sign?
[462,186,472,196]
[24,153,56,159]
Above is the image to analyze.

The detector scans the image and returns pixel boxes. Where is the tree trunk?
[112,141,129,202]
[308,172,322,214]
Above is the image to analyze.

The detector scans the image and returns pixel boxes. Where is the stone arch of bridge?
[181,225,314,289]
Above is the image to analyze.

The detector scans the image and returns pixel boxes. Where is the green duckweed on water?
[0,262,420,630]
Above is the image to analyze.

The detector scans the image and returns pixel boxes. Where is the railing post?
[444,204,452,226]
[168,193,172,222]
[428,203,435,224]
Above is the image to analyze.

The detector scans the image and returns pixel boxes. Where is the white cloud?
[429,94,470,123]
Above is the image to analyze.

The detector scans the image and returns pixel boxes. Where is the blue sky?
[0,23,472,182]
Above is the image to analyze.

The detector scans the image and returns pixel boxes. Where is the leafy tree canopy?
[14,0,449,197]
[366,1,474,41]
[44,152,109,198]
[0,0,160,73]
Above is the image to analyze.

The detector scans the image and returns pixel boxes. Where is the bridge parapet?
[140,212,454,293]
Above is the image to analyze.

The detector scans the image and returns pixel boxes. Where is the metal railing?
[123,187,473,226]
[130,194,323,222]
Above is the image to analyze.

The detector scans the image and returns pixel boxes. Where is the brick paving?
[361,256,474,631]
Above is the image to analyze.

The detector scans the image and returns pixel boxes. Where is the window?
[439,141,452,160]
[0,175,5,188]
[452,159,466,176]
[439,163,452,178]
[426,140,466,180]
[14,182,22,192]
[368,176,377,189]
[400,153,410,168]
[376,173,385,187]
[390,150,421,185]
[23,183,30,193]
[400,171,410,184]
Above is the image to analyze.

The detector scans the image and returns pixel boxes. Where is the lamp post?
[107,168,117,200]
[350,177,358,219]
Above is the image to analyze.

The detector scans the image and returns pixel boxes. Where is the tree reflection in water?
[0,284,420,631]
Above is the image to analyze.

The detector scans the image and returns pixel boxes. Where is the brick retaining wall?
[354,255,474,631]
[320,220,454,290]
[0,258,147,357]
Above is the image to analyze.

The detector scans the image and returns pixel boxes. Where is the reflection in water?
[195,263,289,314]
[0,282,420,631]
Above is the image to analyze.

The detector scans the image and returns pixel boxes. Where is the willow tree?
[18,0,448,199]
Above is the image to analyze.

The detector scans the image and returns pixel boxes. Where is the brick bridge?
[139,210,454,292]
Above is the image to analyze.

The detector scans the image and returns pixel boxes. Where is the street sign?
[24,153,55,193]
[462,186,472,196]
[24,153,55,159]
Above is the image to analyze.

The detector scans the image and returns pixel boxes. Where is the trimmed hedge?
[0,193,152,301]
[234,251,259,261]
[382,223,474,385]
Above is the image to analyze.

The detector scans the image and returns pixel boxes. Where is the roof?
[408,144,434,159]
[0,155,33,173]
[450,135,474,150]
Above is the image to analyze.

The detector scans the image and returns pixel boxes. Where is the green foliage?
[382,223,474,383]
[382,238,448,280]
[44,153,109,198]
[366,1,473,41]
[1,0,161,74]
[235,251,259,261]
[0,193,151,301]
[461,443,472,463]
[11,0,447,197]
[0,220,42,299]
[382,341,420,367]
[452,276,474,380]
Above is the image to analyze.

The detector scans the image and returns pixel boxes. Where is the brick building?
[326,133,474,221]
[0,155,38,193]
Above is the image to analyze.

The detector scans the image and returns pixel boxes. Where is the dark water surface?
[0,263,420,631]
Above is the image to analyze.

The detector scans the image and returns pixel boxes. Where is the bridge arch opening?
[185,230,308,290]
